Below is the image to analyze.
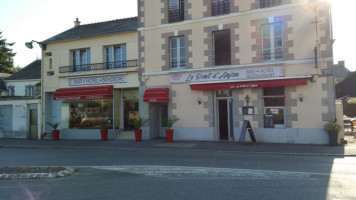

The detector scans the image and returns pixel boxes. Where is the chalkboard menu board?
[264,114,274,128]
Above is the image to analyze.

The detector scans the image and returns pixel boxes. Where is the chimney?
[74,18,81,27]
[338,61,346,76]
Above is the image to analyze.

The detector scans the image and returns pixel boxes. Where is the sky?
[0,0,355,71]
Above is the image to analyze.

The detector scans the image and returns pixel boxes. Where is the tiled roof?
[42,17,138,44]
[6,60,41,81]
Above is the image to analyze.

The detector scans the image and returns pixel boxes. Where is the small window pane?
[275,48,283,59]
[179,37,185,46]
[262,25,270,37]
[274,37,283,47]
[274,23,282,36]
[216,90,232,97]
[263,50,271,61]
[263,38,271,49]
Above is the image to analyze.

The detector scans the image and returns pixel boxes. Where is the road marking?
[89,165,356,180]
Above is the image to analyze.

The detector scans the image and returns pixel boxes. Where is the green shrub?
[162,118,179,130]
[323,121,341,132]
[129,117,149,130]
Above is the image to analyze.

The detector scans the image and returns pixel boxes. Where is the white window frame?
[262,17,283,62]
[264,107,286,128]
[170,36,186,69]
[71,48,91,71]
[104,44,127,68]
[8,86,15,96]
[25,85,36,97]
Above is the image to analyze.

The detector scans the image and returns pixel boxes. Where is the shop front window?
[263,87,285,128]
[62,99,113,129]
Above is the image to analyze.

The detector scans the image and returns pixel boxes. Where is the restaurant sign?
[170,66,285,83]
[69,74,127,86]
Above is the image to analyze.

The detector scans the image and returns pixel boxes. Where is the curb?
[0,167,77,180]
[2,144,356,157]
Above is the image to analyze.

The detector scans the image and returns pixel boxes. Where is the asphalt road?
[0,147,355,200]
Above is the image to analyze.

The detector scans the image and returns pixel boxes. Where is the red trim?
[53,85,113,100]
[143,88,169,102]
[191,78,308,90]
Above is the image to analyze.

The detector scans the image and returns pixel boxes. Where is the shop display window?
[263,87,285,128]
[62,99,113,129]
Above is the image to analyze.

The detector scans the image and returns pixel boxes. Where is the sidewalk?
[1,136,356,157]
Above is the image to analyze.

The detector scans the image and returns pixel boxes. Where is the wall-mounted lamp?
[25,40,47,50]
[298,94,304,102]
[197,98,202,105]
[245,95,250,106]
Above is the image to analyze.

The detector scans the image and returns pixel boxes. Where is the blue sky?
[0,0,355,71]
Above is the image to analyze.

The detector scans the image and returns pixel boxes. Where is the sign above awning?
[170,66,285,83]
[143,88,169,102]
[53,85,113,100]
[190,77,309,90]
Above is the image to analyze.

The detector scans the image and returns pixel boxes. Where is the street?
[0,147,356,200]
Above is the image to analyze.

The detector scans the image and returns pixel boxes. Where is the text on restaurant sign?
[170,66,285,83]
[69,74,127,86]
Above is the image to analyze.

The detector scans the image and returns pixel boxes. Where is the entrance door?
[160,103,168,137]
[29,109,38,139]
[217,99,233,141]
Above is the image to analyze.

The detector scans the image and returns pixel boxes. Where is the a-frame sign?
[239,120,257,143]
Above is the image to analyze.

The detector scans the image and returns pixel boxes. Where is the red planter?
[165,129,174,143]
[52,130,60,141]
[100,129,108,141]
[134,129,142,142]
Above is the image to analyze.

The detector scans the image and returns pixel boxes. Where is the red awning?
[190,78,308,90]
[143,88,169,102]
[53,85,113,100]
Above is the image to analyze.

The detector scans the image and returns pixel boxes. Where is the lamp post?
[25,40,47,50]
[25,39,46,140]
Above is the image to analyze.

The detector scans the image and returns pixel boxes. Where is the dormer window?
[260,0,282,9]
[25,85,36,97]
[212,0,230,16]
[169,0,184,23]
[8,86,14,96]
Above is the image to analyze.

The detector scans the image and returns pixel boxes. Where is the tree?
[0,30,16,74]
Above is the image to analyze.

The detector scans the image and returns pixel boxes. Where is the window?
[47,71,54,76]
[263,87,285,128]
[62,99,113,129]
[8,86,15,96]
[105,45,127,69]
[212,0,230,16]
[262,23,283,61]
[170,36,185,68]
[213,30,231,66]
[71,49,91,72]
[49,58,52,70]
[260,0,282,8]
[25,85,36,97]
[169,0,184,23]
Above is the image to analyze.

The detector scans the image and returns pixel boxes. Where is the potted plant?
[163,118,179,143]
[100,119,110,141]
[324,121,341,146]
[46,121,61,141]
[129,117,149,142]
